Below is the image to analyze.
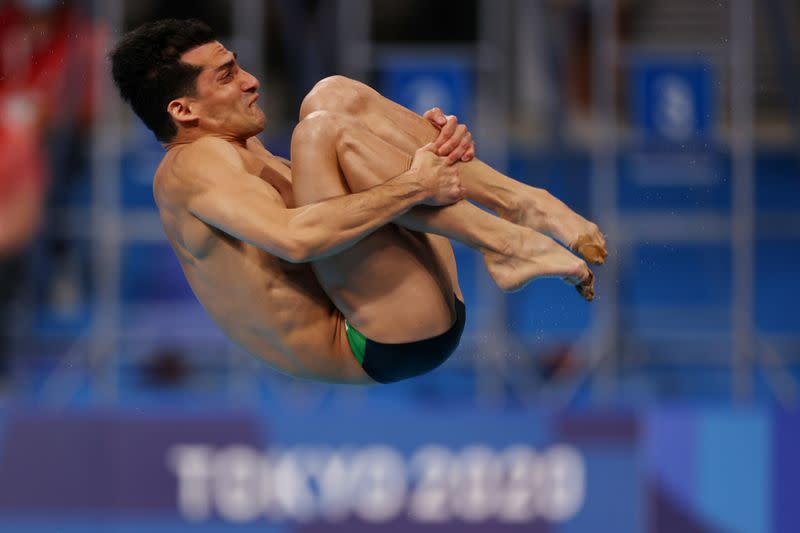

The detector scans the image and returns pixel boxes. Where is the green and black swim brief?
[345,297,466,384]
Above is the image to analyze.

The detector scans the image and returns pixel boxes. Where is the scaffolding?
[33,0,798,407]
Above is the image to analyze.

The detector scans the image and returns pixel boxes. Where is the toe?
[572,234,608,265]
[581,244,606,265]
[575,270,595,301]
[563,263,595,301]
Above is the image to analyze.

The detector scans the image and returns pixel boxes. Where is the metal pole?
[90,0,124,403]
[231,0,266,91]
[230,0,266,397]
[513,0,553,139]
[730,0,755,401]
[590,0,620,402]
[475,0,512,405]
[336,0,371,80]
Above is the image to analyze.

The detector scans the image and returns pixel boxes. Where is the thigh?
[303,111,463,302]
[415,233,463,303]
[338,120,464,304]
[291,113,457,343]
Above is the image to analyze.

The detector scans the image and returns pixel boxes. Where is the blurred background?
[0,0,799,531]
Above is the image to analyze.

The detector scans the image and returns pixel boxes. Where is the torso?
[153,137,368,383]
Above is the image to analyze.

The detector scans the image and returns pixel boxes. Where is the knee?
[292,110,355,150]
[292,110,364,165]
[293,110,342,145]
[299,75,374,120]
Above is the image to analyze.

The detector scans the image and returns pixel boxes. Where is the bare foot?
[483,230,595,301]
[498,186,608,265]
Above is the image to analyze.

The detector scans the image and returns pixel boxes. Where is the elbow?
[282,240,310,263]
[279,216,327,263]
[280,232,316,263]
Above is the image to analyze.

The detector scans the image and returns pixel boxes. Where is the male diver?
[110,19,606,384]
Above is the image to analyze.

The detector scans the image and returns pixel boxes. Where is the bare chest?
[235,145,295,208]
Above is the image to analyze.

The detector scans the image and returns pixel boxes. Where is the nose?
[242,70,259,93]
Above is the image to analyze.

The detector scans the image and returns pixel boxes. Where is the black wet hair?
[110,19,216,142]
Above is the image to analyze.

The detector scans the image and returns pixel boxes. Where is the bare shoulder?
[155,138,246,203]
[245,135,268,152]
[174,137,247,180]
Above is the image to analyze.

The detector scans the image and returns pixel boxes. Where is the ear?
[167,97,199,127]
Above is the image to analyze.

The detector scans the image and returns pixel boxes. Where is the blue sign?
[631,58,714,143]
[378,52,473,125]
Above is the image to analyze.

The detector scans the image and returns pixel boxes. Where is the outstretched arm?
[174,137,463,263]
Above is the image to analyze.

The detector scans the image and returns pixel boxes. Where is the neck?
[163,131,249,151]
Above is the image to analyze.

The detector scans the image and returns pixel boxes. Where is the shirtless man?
[110,19,606,384]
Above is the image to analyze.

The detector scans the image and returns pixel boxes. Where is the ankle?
[497,187,520,219]
[479,227,517,258]
[529,188,560,234]
[501,226,535,259]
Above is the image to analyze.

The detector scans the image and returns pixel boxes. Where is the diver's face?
[179,41,265,139]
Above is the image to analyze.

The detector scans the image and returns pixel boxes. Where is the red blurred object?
[0,1,106,131]
[0,127,45,256]
[0,1,106,255]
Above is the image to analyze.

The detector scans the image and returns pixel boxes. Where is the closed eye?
[219,64,241,83]
[215,52,239,82]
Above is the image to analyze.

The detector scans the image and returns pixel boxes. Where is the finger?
[423,107,447,127]
[434,109,448,126]
[433,117,456,148]
[448,145,467,164]
[462,144,476,162]
[453,136,472,162]
[438,123,466,155]
[417,142,438,154]
[448,135,472,163]
[434,115,458,148]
